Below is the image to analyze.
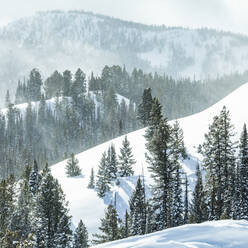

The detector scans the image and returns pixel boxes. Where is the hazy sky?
[0,0,247,35]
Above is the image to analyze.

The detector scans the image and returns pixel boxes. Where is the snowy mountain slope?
[92,220,248,248]
[1,10,248,96]
[178,81,248,157]
[50,82,248,237]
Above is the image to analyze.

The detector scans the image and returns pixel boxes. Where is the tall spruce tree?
[129,177,146,236]
[199,106,236,220]
[183,176,189,224]
[190,164,207,223]
[172,164,184,227]
[118,136,136,177]
[137,88,153,126]
[237,124,248,219]
[73,220,89,248]
[33,164,72,247]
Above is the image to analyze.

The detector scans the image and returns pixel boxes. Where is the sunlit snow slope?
[92,220,248,248]
[50,82,248,236]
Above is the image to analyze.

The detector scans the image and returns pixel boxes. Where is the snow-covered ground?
[50,82,248,237]
[92,220,248,248]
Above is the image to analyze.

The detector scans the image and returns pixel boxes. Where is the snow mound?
[92,220,248,248]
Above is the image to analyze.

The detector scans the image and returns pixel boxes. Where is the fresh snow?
[91,220,248,248]
[50,82,248,237]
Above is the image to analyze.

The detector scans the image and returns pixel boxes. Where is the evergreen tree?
[137,88,153,126]
[184,176,189,224]
[88,168,95,189]
[33,164,72,247]
[10,165,32,242]
[172,164,183,227]
[73,220,89,248]
[0,175,15,242]
[66,153,82,177]
[93,204,121,244]
[29,160,40,195]
[118,136,136,177]
[62,70,72,96]
[107,144,118,181]
[27,68,42,101]
[129,177,146,236]
[96,152,111,197]
[237,124,248,219]
[190,164,208,223]
[199,106,236,220]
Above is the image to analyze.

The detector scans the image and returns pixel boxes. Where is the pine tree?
[137,88,153,126]
[88,168,95,189]
[107,144,118,181]
[93,204,121,244]
[73,220,89,248]
[190,164,208,223]
[33,164,72,247]
[129,177,146,236]
[10,165,32,242]
[237,124,248,219]
[118,136,136,177]
[29,160,40,195]
[0,175,15,242]
[172,164,184,227]
[27,68,42,101]
[96,152,111,197]
[184,176,189,224]
[66,153,82,177]
[199,106,236,220]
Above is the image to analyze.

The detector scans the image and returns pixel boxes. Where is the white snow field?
[92,220,248,248]
[49,82,248,237]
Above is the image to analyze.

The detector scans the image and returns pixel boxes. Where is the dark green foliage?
[66,153,82,177]
[29,160,41,195]
[137,88,153,126]
[73,220,89,248]
[190,164,208,223]
[33,164,72,247]
[107,144,118,181]
[129,177,146,235]
[96,152,111,197]
[199,106,236,220]
[118,136,136,177]
[93,204,122,244]
[236,124,248,219]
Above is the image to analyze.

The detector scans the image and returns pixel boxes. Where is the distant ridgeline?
[1,64,248,179]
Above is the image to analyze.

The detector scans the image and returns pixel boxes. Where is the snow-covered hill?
[50,82,248,237]
[92,220,248,248]
[1,10,248,97]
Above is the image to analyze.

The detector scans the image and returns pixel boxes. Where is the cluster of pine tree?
[94,90,248,245]
[0,161,89,247]
[194,106,248,221]
[95,136,136,197]
[1,67,138,180]
[89,65,248,119]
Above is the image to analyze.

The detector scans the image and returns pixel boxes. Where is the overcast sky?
[0,0,247,35]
